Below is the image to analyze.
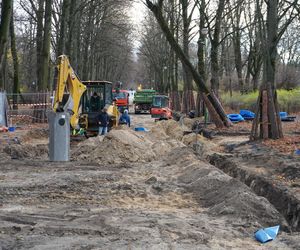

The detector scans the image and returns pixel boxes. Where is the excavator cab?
[79,81,117,134]
[53,55,118,136]
[150,95,172,120]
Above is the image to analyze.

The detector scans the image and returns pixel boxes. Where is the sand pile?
[153,119,216,157]
[154,120,187,141]
[182,133,217,157]
[182,117,203,130]
[3,144,48,160]
[149,126,169,140]
[164,147,289,230]
[22,128,49,142]
[72,128,184,164]
[151,139,185,156]
[182,133,204,146]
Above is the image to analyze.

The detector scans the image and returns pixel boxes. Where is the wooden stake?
[267,84,279,139]
[274,90,283,138]
[262,90,269,139]
[250,89,262,140]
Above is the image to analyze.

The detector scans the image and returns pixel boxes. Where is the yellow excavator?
[53,55,119,135]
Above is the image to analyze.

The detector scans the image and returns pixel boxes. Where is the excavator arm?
[53,55,87,128]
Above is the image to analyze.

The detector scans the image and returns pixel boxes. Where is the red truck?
[112,89,129,112]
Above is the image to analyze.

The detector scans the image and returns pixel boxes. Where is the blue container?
[240,109,255,119]
[8,127,15,132]
[227,114,244,122]
[134,127,149,132]
[279,112,288,118]
[255,225,280,243]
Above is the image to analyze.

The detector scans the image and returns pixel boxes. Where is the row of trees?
[1,0,299,139]
[0,0,135,92]
[140,0,300,106]
[141,0,300,139]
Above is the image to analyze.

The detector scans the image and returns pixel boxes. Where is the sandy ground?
[0,114,299,249]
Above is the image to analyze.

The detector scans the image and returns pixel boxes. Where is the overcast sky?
[130,0,147,27]
[129,0,148,55]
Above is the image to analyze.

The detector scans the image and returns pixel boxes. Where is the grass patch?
[221,89,300,113]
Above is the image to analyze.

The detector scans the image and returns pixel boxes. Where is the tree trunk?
[36,0,45,90]
[57,0,70,56]
[40,0,52,90]
[146,0,231,128]
[0,0,12,81]
[250,0,283,140]
[233,30,244,93]
[232,4,244,94]
[168,0,176,106]
[210,0,226,94]
[196,0,207,116]
[10,8,20,108]
[81,1,95,79]
[181,0,194,113]
[66,0,76,59]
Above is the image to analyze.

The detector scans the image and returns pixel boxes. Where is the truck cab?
[112,89,129,112]
[150,95,172,120]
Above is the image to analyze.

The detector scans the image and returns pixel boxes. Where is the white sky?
[129,0,147,30]
[129,0,148,56]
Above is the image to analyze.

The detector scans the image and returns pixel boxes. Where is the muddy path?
[0,115,299,249]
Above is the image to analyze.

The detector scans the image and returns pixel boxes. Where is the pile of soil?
[154,120,187,141]
[164,147,290,231]
[182,117,203,129]
[2,144,48,160]
[153,119,216,157]
[211,141,300,231]
[72,128,184,164]
[22,128,49,143]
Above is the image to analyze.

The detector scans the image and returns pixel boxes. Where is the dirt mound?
[164,148,289,231]
[3,144,48,160]
[72,128,184,164]
[22,128,49,142]
[153,120,216,157]
[154,120,187,141]
[151,139,185,156]
[149,126,169,140]
[182,117,202,129]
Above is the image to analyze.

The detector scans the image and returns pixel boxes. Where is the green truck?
[134,89,156,114]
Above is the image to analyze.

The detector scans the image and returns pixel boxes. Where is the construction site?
[0,112,299,249]
[1,0,300,249]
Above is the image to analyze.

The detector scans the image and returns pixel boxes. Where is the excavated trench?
[2,118,300,247]
[208,153,300,232]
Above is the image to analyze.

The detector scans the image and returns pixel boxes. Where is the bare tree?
[251,0,298,140]
[230,0,244,93]
[40,0,52,90]
[10,5,20,107]
[180,0,197,113]
[0,0,13,89]
[145,0,232,128]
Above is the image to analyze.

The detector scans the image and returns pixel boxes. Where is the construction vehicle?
[112,89,129,112]
[133,89,156,114]
[150,95,172,120]
[53,55,118,135]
